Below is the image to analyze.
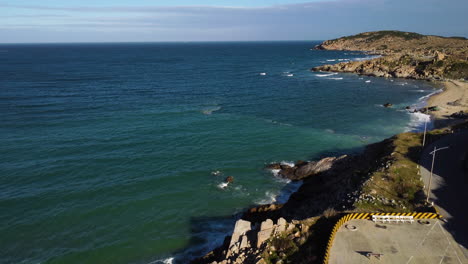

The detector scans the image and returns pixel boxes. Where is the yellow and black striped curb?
[322,212,442,264]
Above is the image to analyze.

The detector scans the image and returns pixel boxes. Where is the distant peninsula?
[312,30,468,80]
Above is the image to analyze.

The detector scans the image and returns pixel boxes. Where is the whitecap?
[405,112,432,132]
[280,161,295,167]
[256,181,303,205]
[259,72,267,76]
[255,191,278,205]
[211,170,222,176]
[201,106,221,115]
[315,73,337,77]
[217,182,229,189]
[149,257,174,264]
[286,74,294,77]
[326,59,336,62]
[328,77,343,80]
[365,80,371,83]
[270,169,280,177]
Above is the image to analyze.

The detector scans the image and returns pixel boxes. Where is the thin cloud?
[0,0,466,42]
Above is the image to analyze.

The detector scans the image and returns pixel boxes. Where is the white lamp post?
[426,146,449,203]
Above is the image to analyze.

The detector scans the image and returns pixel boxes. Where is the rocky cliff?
[312,31,468,80]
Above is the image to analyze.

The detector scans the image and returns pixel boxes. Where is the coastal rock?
[229,219,251,248]
[383,103,393,108]
[276,155,348,181]
[266,164,281,170]
[225,176,234,183]
[276,217,287,233]
[256,219,274,248]
[260,219,274,231]
[239,235,251,250]
[450,111,467,118]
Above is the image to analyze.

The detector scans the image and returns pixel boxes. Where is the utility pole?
[426,146,449,203]
[422,119,427,147]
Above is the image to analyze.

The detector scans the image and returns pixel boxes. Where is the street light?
[422,119,428,147]
[426,146,449,203]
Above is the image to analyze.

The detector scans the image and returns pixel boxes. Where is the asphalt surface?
[420,129,468,255]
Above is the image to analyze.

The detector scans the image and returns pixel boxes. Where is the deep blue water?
[0,42,437,263]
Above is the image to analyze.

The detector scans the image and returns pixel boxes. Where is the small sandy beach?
[427,80,468,128]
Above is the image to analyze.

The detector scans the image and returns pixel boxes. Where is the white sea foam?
[275,181,303,204]
[353,55,382,61]
[406,112,432,132]
[411,89,425,93]
[286,74,294,77]
[404,89,441,132]
[326,59,336,62]
[315,73,338,77]
[201,106,221,115]
[217,182,229,189]
[338,59,350,61]
[211,170,222,176]
[365,80,371,83]
[280,161,295,167]
[149,257,174,264]
[328,77,343,80]
[270,169,280,177]
[418,89,443,102]
[256,190,278,205]
[259,72,267,76]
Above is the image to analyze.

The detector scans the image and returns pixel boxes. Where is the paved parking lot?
[329,219,467,264]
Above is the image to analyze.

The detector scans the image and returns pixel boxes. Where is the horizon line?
[0,39,325,45]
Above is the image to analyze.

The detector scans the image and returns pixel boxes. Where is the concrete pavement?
[329,219,467,264]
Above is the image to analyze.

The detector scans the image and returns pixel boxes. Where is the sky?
[1,0,467,43]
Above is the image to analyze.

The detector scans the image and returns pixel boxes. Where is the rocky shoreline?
[192,31,468,264]
[311,31,468,81]
[192,137,411,264]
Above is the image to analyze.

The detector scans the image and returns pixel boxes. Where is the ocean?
[0,41,437,264]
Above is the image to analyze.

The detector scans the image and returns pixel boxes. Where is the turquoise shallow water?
[0,42,437,263]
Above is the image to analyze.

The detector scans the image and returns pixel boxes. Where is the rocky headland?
[312,31,468,80]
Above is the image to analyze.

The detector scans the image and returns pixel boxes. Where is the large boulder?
[257,219,274,248]
[229,219,251,248]
[276,155,348,181]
